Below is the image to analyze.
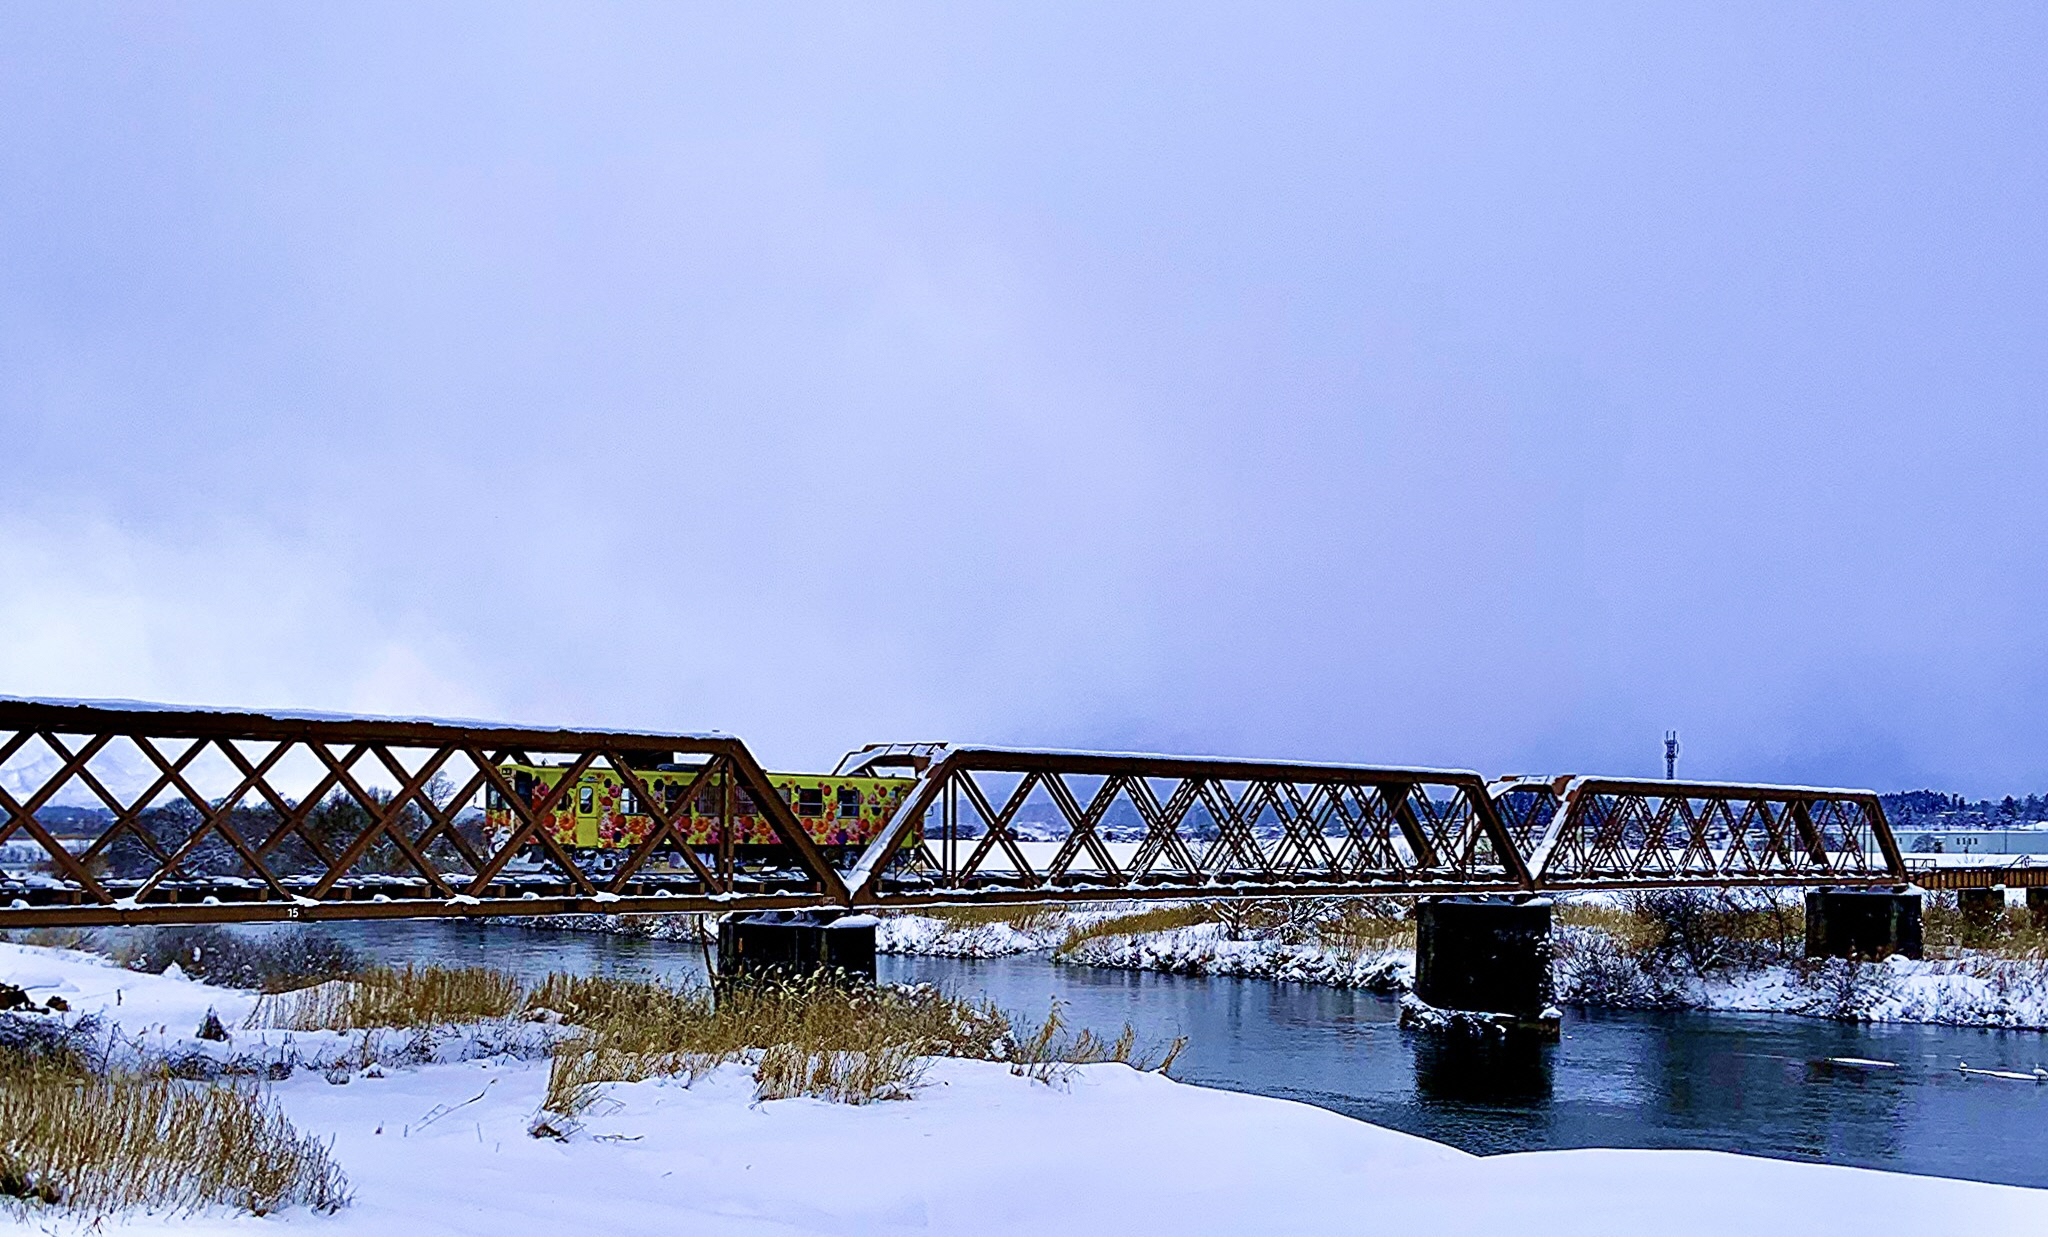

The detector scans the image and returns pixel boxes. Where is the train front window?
[796,787,824,817]
[837,788,861,819]
[578,785,594,813]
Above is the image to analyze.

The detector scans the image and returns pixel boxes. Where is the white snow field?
[5,943,2047,1236]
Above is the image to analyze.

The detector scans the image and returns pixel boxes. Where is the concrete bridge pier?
[1804,888,1922,960]
[714,909,879,984]
[1409,896,1558,1037]
[1958,887,2005,944]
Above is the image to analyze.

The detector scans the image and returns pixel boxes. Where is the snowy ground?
[4,943,2048,1234]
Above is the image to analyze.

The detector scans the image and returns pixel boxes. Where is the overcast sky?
[2,4,2045,792]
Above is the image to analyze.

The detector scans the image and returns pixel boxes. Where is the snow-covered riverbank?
[523,909,2048,1029]
[3,941,2045,1235]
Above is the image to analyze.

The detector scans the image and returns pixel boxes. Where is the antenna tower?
[1664,730,1680,780]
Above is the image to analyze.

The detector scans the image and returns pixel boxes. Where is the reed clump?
[1057,903,1218,952]
[1058,897,1414,957]
[1006,999,1187,1087]
[247,964,522,1031]
[1305,901,1414,954]
[917,904,1070,936]
[535,974,1012,1116]
[0,1028,348,1218]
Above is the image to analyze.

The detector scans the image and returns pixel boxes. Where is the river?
[261,919,2048,1191]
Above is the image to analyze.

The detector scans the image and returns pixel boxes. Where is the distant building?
[1906,827,2048,856]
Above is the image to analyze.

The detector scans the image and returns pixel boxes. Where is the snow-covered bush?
[1550,925,1689,1009]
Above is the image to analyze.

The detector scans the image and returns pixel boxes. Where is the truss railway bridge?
[0,699,1982,1033]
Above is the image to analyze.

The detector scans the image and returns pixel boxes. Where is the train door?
[575,779,599,848]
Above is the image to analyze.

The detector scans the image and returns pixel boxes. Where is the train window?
[837,788,861,819]
[486,786,506,811]
[579,785,594,813]
[620,789,639,816]
[696,788,720,816]
[797,787,824,817]
[735,788,757,814]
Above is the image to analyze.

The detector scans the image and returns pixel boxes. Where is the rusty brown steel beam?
[1524,775,1905,889]
[1906,863,2048,891]
[844,745,1534,905]
[0,699,1937,928]
[0,698,848,926]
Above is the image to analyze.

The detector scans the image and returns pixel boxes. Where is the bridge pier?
[1804,889,1922,960]
[714,910,878,984]
[1958,887,2005,944]
[1409,897,1557,1037]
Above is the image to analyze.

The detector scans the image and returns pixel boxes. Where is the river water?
[282,920,2048,1190]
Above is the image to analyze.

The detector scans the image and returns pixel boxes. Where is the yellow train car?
[482,756,917,872]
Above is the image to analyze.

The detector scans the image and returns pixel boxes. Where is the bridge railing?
[844,746,1535,906]
[1505,775,1906,890]
[0,699,846,925]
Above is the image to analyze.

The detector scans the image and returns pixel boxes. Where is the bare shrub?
[76,927,362,994]
[1551,926,1687,1008]
[1793,956,1898,1019]
[0,1013,104,1075]
[1308,899,1414,954]
[1551,891,1805,1009]
[1922,893,2048,960]
[1612,889,1804,976]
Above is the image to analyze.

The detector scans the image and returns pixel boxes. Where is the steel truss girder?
[0,699,846,928]
[0,700,1922,929]
[1510,775,1907,889]
[843,746,1535,904]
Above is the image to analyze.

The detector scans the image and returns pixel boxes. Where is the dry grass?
[916,904,1071,936]
[754,1043,926,1104]
[534,973,1014,1117]
[1007,999,1187,1086]
[1058,904,1219,951]
[1922,894,2048,959]
[1056,898,1413,956]
[1556,900,1662,947]
[247,964,521,1031]
[0,1055,347,1218]
[1308,901,1414,954]
[2,928,95,952]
